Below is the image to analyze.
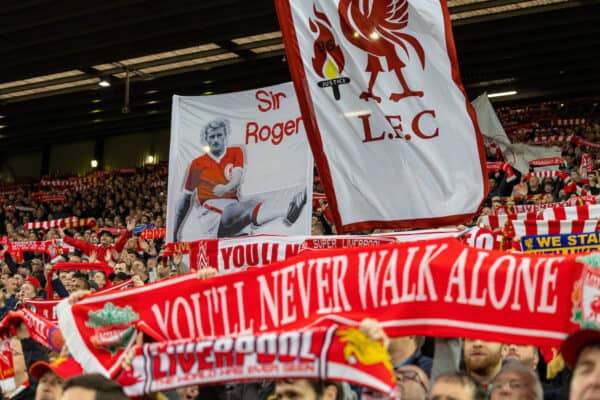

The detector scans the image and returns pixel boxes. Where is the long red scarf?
[0,310,63,353]
[6,240,57,253]
[0,338,15,393]
[493,195,597,214]
[24,217,96,230]
[529,157,565,168]
[165,235,396,273]
[118,325,396,397]
[139,228,166,240]
[572,136,600,150]
[58,238,586,377]
[25,279,133,320]
[45,262,114,298]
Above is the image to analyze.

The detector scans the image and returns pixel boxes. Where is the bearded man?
[462,339,507,391]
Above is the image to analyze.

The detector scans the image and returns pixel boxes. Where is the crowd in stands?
[0,98,599,399]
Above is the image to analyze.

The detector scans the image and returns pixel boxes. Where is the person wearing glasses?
[488,361,543,400]
[394,365,429,400]
[429,371,485,400]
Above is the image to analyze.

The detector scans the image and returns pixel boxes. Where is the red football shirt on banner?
[184,146,244,204]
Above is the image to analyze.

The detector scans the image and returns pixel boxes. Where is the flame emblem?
[309,4,350,100]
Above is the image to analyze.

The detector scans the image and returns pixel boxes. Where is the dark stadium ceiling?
[0,0,599,154]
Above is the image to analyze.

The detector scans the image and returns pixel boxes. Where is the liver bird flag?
[275,0,487,232]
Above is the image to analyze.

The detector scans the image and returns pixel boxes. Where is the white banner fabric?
[504,143,562,175]
[472,93,512,154]
[275,0,487,232]
[167,83,313,242]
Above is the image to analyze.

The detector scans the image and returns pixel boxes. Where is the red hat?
[29,357,84,380]
[24,276,41,290]
[560,329,600,368]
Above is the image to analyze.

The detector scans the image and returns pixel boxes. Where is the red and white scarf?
[529,157,565,169]
[542,204,600,221]
[118,325,396,397]
[478,212,538,230]
[580,153,593,178]
[530,134,573,145]
[572,136,600,150]
[58,238,585,377]
[522,170,569,183]
[24,217,96,230]
[0,310,63,353]
[139,228,166,240]
[509,219,599,238]
[38,195,67,203]
[0,338,15,393]
[25,279,133,321]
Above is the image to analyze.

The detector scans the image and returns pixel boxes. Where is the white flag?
[167,82,313,242]
[276,0,487,232]
[504,143,562,175]
[472,93,512,154]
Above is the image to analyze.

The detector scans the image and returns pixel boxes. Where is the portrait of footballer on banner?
[167,83,313,242]
[171,118,309,242]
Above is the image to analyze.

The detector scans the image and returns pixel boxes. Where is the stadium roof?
[0,0,598,153]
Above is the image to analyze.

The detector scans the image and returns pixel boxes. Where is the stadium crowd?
[0,99,599,400]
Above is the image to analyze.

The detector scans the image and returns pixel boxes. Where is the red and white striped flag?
[24,217,96,230]
[529,157,565,169]
[572,136,600,150]
[478,212,538,230]
[510,219,599,238]
[531,135,573,145]
[523,170,568,182]
[541,204,600,221]
[551,118,586,126]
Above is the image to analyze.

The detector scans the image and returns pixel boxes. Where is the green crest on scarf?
[86,302,139,328]
[577,253,600,268]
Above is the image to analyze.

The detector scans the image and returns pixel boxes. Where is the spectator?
[504,344,538,369]
[395,364,429,400]
[561,329,600,400]
[57,218,134,264]
[70,273,90,292]
[2,335,45,400]
[60,374,128,400]
[273,379,342,400]
[527,176,543,195]
[91,272,107,290]
[429,371,485,400]
[17,278,40,302]
[174,385,199,400]
[388,335,432,377]
[489,361,543,400]
[29,357,84,400]
[463,339,506,390]
[108,272,130,284]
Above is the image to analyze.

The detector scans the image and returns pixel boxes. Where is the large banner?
[165,230,492,274]
[167,82,313,242]
[58,238,586,377]
[275,0,487,232]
